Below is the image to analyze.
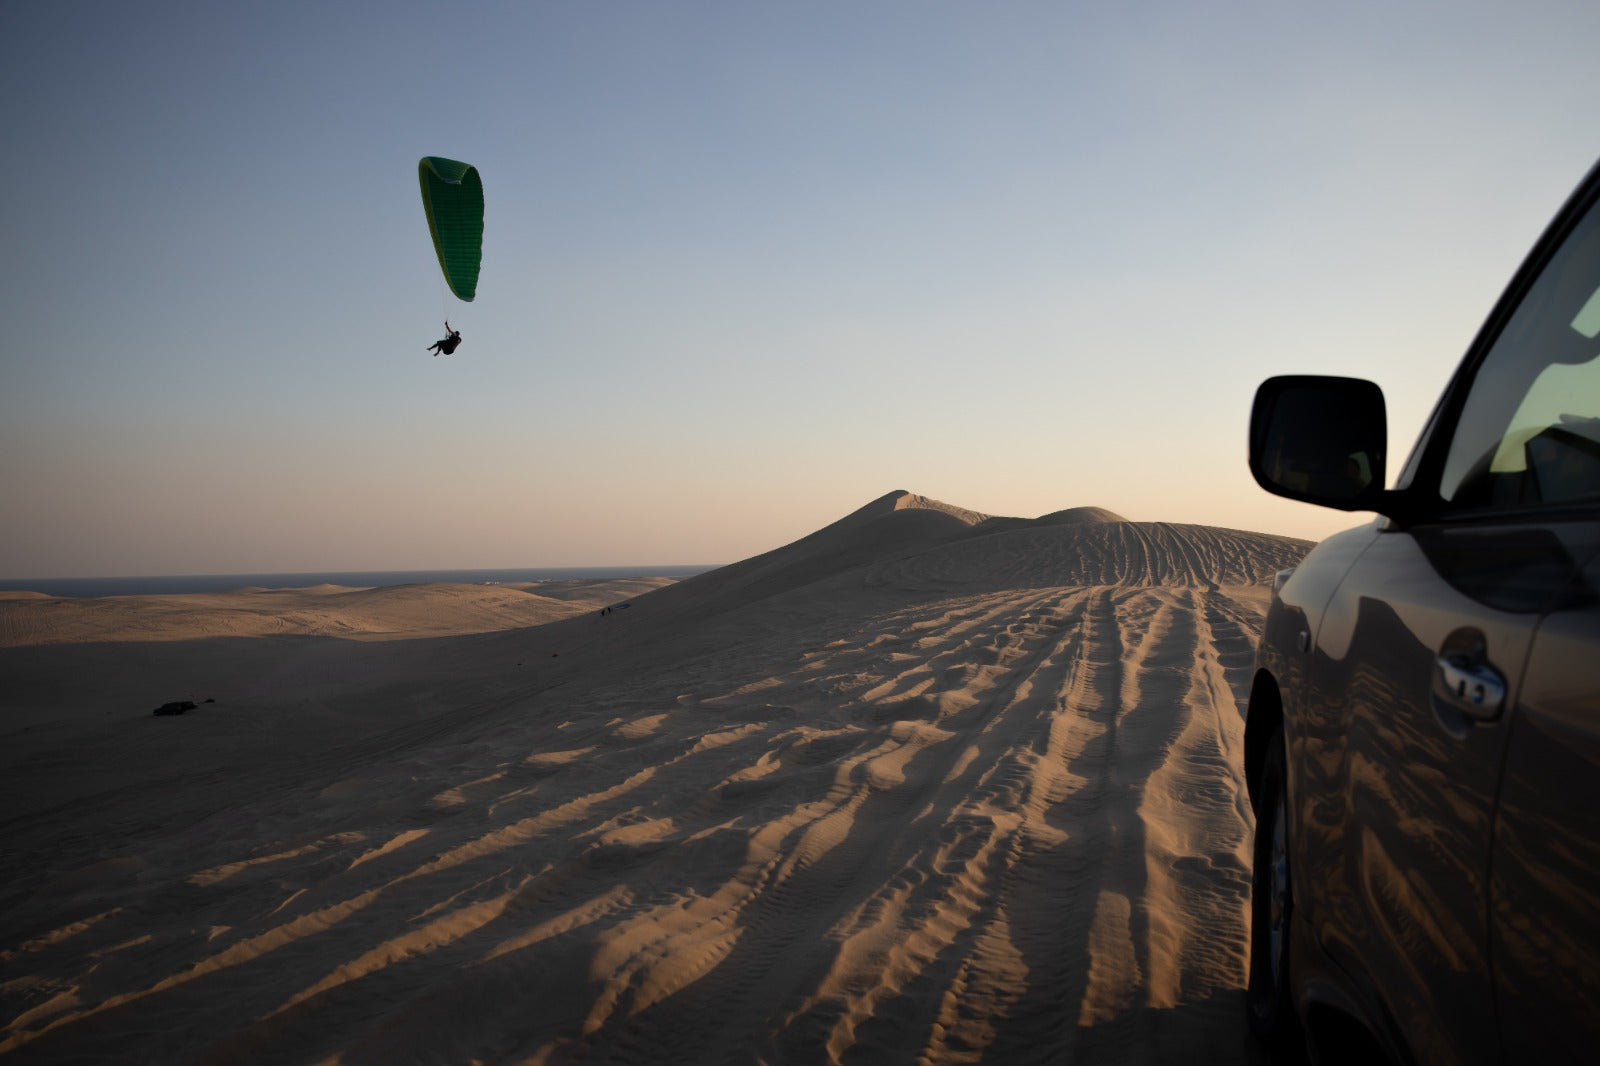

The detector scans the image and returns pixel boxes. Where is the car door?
[1297,171,1600,1064]
[1488,545,1600,1060]
[1298,524,1537,1064]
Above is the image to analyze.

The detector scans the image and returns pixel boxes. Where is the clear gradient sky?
[4,1,1598,578]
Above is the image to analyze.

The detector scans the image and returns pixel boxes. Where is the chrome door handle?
[1435,656,1506,721]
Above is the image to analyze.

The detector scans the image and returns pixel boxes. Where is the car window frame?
[1390,160,1600,530]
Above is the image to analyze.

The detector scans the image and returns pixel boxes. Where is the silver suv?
[1245,159,1600,1064]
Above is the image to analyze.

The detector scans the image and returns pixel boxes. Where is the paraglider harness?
[428,322,462,357]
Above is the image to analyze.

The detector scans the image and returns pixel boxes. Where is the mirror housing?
[1250,376,1389,513]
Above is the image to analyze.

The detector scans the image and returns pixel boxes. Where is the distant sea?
[0,566,719,599]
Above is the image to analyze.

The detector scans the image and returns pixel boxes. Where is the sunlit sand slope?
[0,493,1307,1064]
[0,578,673,646]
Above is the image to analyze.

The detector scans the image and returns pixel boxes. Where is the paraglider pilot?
[426,321,462,357]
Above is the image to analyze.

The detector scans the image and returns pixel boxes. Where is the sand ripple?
[0,496,1299,1064]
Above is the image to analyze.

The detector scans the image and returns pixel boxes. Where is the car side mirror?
[1250,376,1388,512]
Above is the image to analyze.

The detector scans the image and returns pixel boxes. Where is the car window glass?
[1440,195,1600,508]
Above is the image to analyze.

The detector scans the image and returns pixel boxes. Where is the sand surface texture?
[0,492,1307,1064]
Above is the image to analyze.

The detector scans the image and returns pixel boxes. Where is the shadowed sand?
[0,492,1308,1064]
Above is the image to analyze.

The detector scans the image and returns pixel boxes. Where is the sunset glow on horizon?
[4,1,1598,578]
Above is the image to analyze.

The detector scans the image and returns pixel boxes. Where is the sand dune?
[0,578,672,647]
[0,493,1307,1064]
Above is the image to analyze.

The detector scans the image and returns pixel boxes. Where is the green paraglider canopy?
[418,156,484,302]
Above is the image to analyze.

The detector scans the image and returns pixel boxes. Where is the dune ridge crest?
[638,492,1305,634]
[0,493,1311,1063]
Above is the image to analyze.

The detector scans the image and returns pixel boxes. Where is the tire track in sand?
[1,506,1297,1065]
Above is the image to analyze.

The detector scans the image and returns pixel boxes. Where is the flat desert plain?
[0,492,1310,1064]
